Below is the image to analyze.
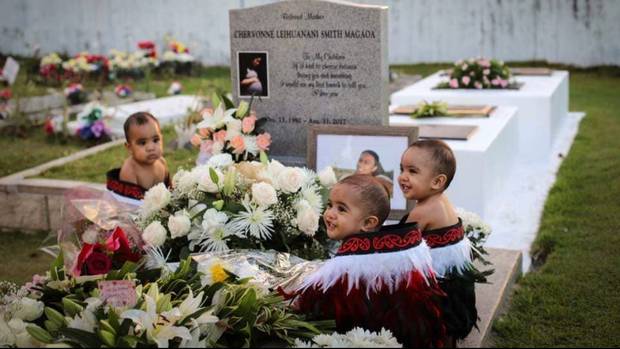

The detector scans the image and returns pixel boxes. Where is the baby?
[399,140,480,345]
[106,112,170,203]
[289,174,446,347]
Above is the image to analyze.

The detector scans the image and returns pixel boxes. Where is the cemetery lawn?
[36,126,199,183]
[0,230,54,285]
[489,68,620,347]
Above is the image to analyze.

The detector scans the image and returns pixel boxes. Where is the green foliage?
[411,100,449,118]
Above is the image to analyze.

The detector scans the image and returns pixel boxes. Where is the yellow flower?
[197,257,230,286]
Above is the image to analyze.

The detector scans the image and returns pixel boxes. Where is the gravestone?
[230,0,389,165]
[1,57,20,85]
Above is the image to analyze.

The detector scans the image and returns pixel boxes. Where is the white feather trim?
[299,241,435,296]
[429,238,473,278]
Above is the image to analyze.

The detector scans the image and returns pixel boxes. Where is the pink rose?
[198,128,211,138]
[230,135,245,154]
[500,79,509,88]
[449,78,459,88]
[191,134,202,147]
[474,82,482,89]
[242,115,257,134]
[200,139,214,155]
[479,59,491,68]
[461,76,471,86]
[491,79,500,86]
[257,133,272,151]
[214,130,227,143]
[483,69,490,76]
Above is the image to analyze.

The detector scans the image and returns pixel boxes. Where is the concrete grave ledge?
[461,248,522,348]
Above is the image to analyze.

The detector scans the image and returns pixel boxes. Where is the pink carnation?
[474,82,482,89]
[500,79,509,88]
[479,59,491,68]
[242,115,257,134]
[257,133,272,151]
[213,130,227,143]
[461,76,471,86]
[200,139,214,155]
[230,135,245,154]
[491,79,500,86]
[449,79,459,88]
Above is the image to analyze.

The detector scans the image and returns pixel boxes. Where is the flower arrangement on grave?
[43,114,65,137]
[62,53,109,78]
[437,58,516,89]
[0,88,11,102]
[108,49,158,80]
[137,40,157,58]
[114,84,132,98]
[456,207,493,266]
[161,38,194,75]
[410,100,449,119]
[138,154,338,262]
[63,82,87,105]
[38,53,64,84]
[192,94,272,163]
[73,102,111,142]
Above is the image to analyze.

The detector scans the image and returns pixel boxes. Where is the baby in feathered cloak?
[286,174,447,347]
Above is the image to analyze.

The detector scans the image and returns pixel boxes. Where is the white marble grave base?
[484,112,585,272]
[390,71,569,162]
[68,95,202,138]
[390,106,519,219]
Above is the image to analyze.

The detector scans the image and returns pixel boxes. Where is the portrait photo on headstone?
[307,125,417,219]
[237,51,269,98]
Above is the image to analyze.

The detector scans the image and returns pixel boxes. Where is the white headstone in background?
[230,0,389,165]
[1,57,20,85]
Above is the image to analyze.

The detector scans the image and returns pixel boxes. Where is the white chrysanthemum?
[142,221,168,248]
[202,209,229,231]
[277,167,305,193]
[318,166,338,187]
[228,200,274,240]
[200,224,231,253]
[173,169,196,196]
[251,182,278,207]
[207,153,234,169]
[144,246,172,271]
[10,297,44,321]
[196,104,236,130]
[141,183,171,219]
[243,135,259,156]
[197,258,231,286]
[168,210,192,239]
[300,185,323,214]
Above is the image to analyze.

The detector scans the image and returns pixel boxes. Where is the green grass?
[0,231,54,285]
[491,69,620,347]
[37,126,200,183]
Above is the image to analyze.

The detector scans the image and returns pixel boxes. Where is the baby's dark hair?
[408,139,456,190]
[123,112,160,142]
[338,174,391,226]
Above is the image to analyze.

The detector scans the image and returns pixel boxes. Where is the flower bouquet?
[161,38,194,75]
[193,94,271,163]
[437,58,517,89]
[114,84,132,98]
[73,102,111,142]
[410,100,449,119]
[62,53,107,80]
[108,49,158,80]
[63,82,87,105]
[38,53,64,84]
[137,40,157,58]
[139,155,338,262]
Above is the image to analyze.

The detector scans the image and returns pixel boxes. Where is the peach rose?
[200,107,214,118]
[191,134,203,147]
[214,130,227,143]
[230,135,245,154]
[242,115,257,134]
[198,128,211,138]
[257,133,272,151]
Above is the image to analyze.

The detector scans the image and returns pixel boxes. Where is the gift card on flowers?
[99,280,137,308]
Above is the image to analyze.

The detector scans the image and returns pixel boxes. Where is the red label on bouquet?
[99,280,137,308]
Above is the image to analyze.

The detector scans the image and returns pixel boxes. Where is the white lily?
[196,104,236,130]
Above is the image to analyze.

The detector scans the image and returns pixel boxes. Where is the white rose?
[318,166,337,187]
[207,153,234,169]
[268,160,286,177]
[277,167,305,193]
[9,319,40,348]
[197,167,222,193]
[142,221,168,248]
[173,169,196,196]
[141,183,171,218]
[202,209,229,232]
[251,182,278,207]
[82,226,99,244]
[295,205,320,237]
[11,298,44,321]
[168,211,192,239]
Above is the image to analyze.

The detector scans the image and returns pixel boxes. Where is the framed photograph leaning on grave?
[308,125,418,219]
[237,51,269,98]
